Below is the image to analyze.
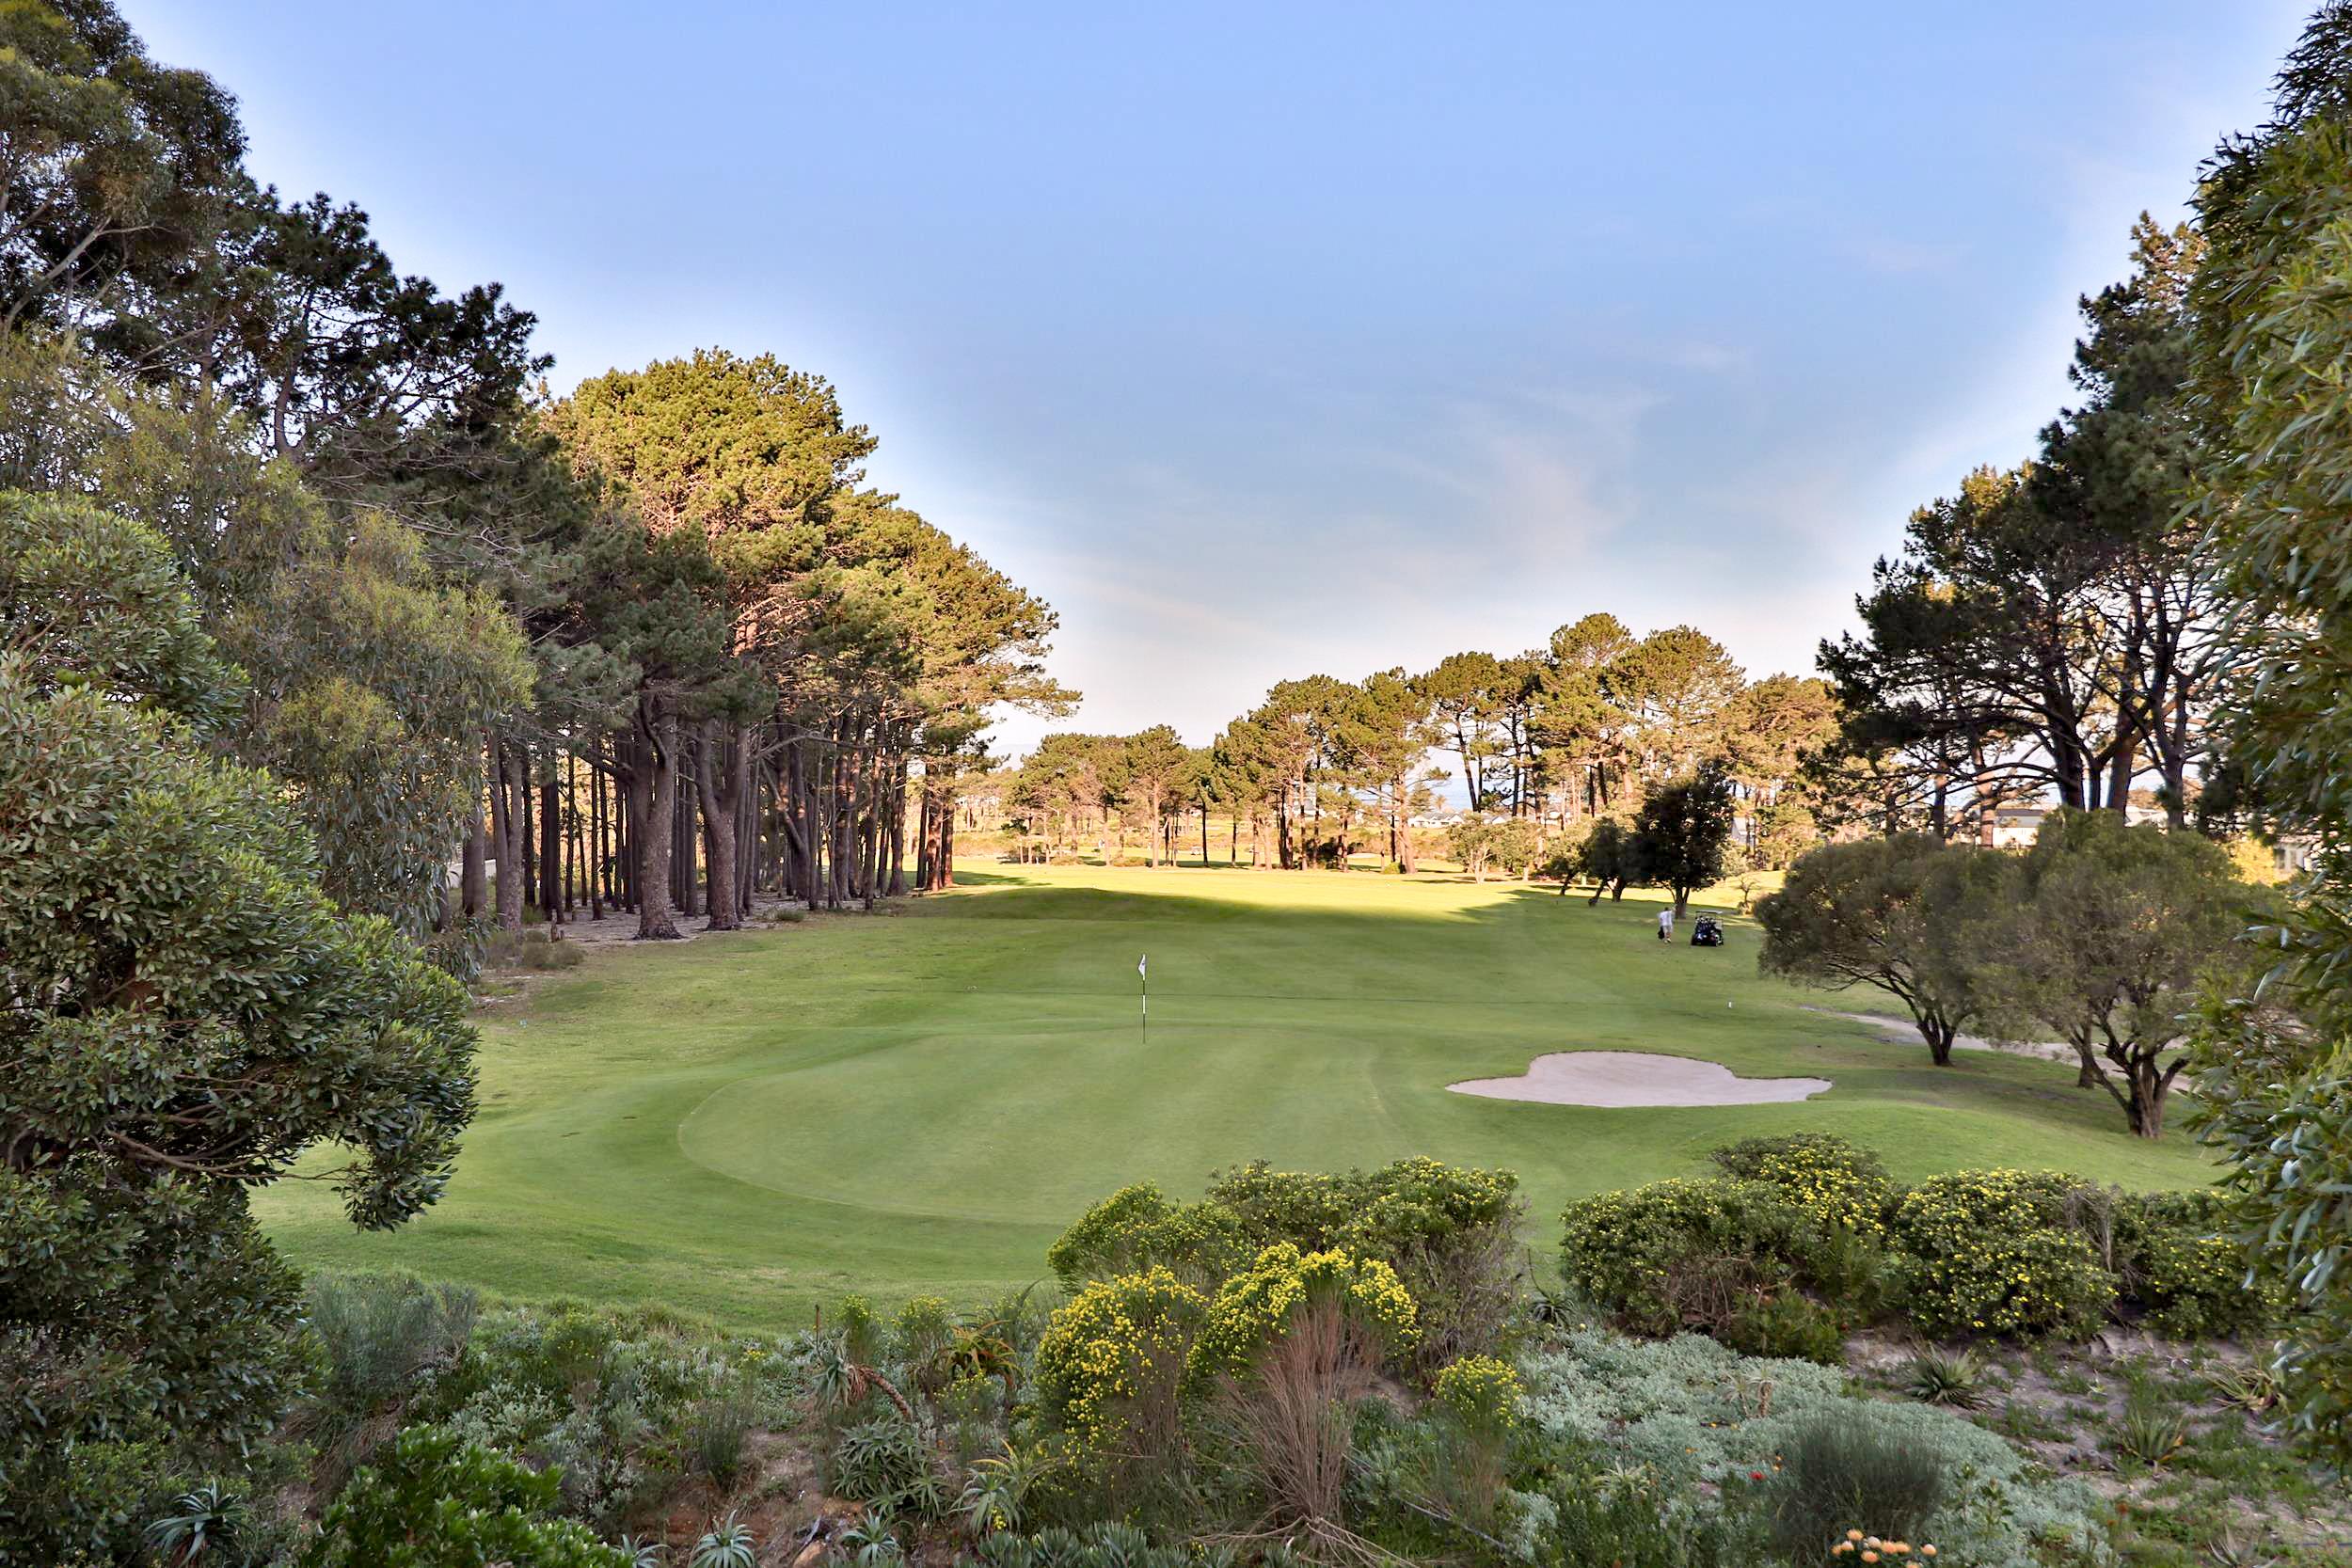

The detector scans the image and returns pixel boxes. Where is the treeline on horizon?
[1001,625,1835,874]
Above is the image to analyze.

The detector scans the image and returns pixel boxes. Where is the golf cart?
[1690,915,1725,947]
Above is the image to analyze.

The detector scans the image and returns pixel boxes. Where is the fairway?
[258,864,2217,1328]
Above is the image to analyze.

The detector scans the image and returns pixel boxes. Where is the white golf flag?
[1137,954,1147,978]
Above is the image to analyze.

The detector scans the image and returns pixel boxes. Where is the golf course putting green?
[256,862,2217,1326]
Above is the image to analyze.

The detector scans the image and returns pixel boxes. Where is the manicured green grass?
[257,863,2215,1329]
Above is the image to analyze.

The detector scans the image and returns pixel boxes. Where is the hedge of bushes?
[1562,1134,2276,1358]
[79,1153,2180,1566]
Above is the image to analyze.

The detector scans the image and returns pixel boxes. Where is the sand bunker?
[1448,1051,1831,1108]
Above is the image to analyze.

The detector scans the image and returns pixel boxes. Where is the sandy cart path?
[1448,1050,1831,1107]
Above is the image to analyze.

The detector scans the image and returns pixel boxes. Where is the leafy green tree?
[1010,732,1120,858]
[237,514,532,935]
[1756,834,2009,1066]
[0,499,476,1558]
[303,1427,630,1568]
[1532,611,1639,817]
[1250,674,1349,867]
[547,349,876,927]
[1447,815,1499,881]
[1720,673,1838,863]
[1117,724,1192,866]
[1574,817,1646,905]
[1489,815,1545,879]
[1981,812,2249,1138]
[1632,766,1737,918]
[1415,651,1507,810]
[2035,216,2217,828]
[2180,0,2352,1465]
[0,0,246,342]
[563,511,743,936]
[1338,669,1436,871]
[0,337,534,943]
[1820,466,2125,829]
[225,191,547,490]
[1612,626,1744,781]
[1209,716,1287,868]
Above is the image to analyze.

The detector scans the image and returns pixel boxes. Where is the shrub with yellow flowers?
[1032,1268,1207,1461]
[1206,1156,1522,1370]
[1431,1354,1522,1433]
[1184,1243,1418,1390]
[1710,1132,1894,1240]
[1887,1170,2113,1339]
[2112,1188,2285,1338]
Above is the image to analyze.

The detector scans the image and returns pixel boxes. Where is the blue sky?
[130,1,2306,755]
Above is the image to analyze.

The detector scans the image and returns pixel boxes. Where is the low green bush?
[1515,1329,2112,1568]
[1725,1291,1845,1364]
[2110,1190,2280,1338]
[305,1273,479,1419]
[1560,1177,1832,1338]
[1044,1183,1248,1289]
[967,1523,1281,1568]
[1521,1473,1760,1568]
[485,927,587,971]
[302,1426,630,1568]
[1766,1409,1948,1560]
[417,1303,800,1530]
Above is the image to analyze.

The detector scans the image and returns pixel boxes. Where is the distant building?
[1987,804,2047,848]
[1989,798,2169,848]
[2277,834,2321,877]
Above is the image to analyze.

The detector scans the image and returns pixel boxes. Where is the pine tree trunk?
[927,789,946,888]
[540,745,563,929]
[461,794,487,919]
[695,721,742,931]
[635,701,685,940]
[588,747,605,920]
[493,739,526,933]
[887,756,909,895]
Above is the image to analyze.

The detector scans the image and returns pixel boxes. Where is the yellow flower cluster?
[1033,1267,1207,1451]
[1888,1169,2111,1337]
[1432,1354,1522,1431]
[1187,1243,1419,1386]
[1754,1145,1887,1238]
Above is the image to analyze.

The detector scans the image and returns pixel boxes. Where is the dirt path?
[524,896,812,949]
[1804,1006,2081,1064]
